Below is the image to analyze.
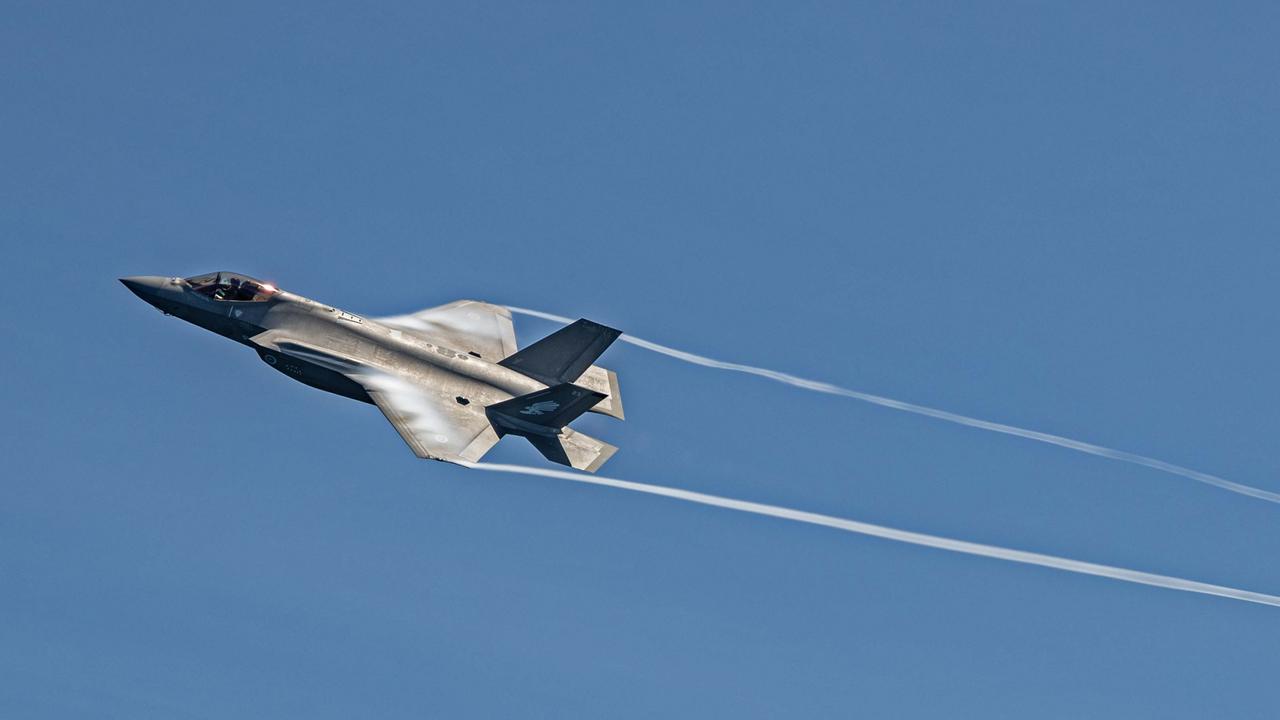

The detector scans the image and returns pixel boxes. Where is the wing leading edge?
[375,300,517,361]
[355,368,501,464]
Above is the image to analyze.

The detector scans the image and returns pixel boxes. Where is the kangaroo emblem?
[520,400,560,416]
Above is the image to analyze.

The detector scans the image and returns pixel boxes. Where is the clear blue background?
[4,2,1280,717]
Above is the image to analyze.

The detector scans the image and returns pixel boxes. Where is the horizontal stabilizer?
[577,365,624,420]
[499,319,621,385]
[528,430,618,473]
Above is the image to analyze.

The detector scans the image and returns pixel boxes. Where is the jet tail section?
[486,383,616,472]
[499,319,621,385]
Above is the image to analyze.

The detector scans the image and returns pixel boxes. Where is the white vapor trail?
[507,306,1280,504]
[463,461,1280,608]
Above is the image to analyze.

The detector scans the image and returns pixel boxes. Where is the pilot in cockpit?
[187,272,277,302]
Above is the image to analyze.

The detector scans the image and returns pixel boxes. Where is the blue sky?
[4,2,1280,717]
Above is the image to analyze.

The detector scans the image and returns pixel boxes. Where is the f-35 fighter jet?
[121,272,624,472]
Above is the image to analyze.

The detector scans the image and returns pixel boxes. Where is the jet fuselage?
[120,275,544,407]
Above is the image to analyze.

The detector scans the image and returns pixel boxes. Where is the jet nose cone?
[120,276,177,313]
[119,276,165,298]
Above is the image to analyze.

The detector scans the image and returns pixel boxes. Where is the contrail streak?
[464,461,1280,608]
[507,306,1280,504]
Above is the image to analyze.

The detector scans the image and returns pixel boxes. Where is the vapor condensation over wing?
[507,306,1280,505]
[464,461,1280,609]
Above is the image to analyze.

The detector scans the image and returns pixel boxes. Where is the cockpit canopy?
[185,272,279,302]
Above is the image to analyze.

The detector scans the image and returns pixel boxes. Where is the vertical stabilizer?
[499,319,621,385]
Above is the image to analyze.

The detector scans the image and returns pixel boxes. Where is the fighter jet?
[120,272,624,472]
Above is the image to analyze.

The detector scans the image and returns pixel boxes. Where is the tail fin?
[499,319,621,385]
[485,384,615,472]
[486,383,605,435]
